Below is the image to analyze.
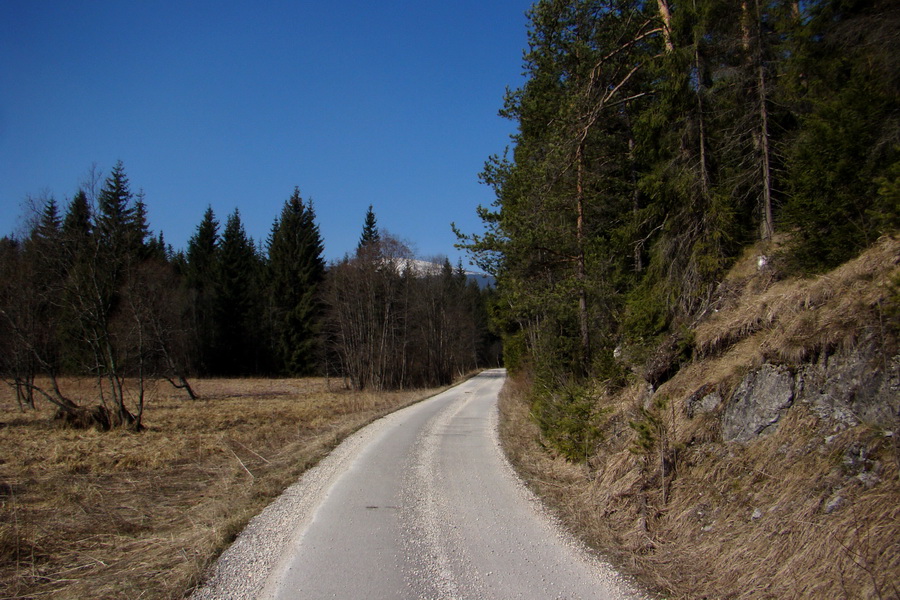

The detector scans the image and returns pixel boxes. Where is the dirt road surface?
[194,369,644,600]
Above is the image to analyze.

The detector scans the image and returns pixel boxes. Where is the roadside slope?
[499,236,900,599]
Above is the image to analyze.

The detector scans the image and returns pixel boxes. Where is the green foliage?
[185,206,220,375]
[214,209,268,375]
[628,395,668,457]
[872,157,900,232]
[531,380,607,462]
[267,188,326,376]
[454,0,899,465]
[357,204,380,252]
[779,0,900,273]
[623,280,670,343]
[96,160,147,262]
[4,160,503,394]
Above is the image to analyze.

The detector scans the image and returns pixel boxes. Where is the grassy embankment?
[0,377,447,599]
[499,236,900,599]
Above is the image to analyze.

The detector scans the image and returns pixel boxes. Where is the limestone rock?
[722,364,795,443]
[796,349,899,430]
[686,383,722,418]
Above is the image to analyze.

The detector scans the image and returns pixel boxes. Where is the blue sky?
[1,1,531,266]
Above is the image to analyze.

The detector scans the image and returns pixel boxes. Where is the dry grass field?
[0,376,446,600]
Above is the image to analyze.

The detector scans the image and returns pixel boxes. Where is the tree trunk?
[656,0,674,52]
[575,141,591,372]
[754,0,775,241]
[694,43,710,198]
[741,1,752,52]
[166,374,199,400]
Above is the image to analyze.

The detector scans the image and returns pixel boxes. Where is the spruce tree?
[214,209,265,375]
[96,160,137,262]
[267,188,326,375]
[780,0,899,271]
[132,189,154,258]
[357,204,380,252]
[185,206,220,374]
[61,191,92,260]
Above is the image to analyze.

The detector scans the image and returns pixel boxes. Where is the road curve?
[195,369,643,600]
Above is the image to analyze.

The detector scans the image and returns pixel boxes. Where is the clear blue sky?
[1,1,531,265]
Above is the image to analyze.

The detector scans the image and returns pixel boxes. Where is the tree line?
[1,163,497,429]
[457,0,897,455]
[326,231,495,391]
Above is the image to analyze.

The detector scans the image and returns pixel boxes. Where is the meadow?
[0,377,444,599]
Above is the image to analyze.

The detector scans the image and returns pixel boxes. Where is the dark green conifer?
[357,204,380,252]
[185,206,220,374]
[96,160,136,260]
[214,209,265,375]
[267,188,326,375]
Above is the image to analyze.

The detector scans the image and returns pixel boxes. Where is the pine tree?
[96,160,137,262]
[780,0,899,271]
[28,197,64,298]
[267,188,326,375]
[461,0,656,378]
[357,204,380,252]
[185,206,220,374]
[132,189,153,257]
[214,209,265,375]
[61,190,92,262]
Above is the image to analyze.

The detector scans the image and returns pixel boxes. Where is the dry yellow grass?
[499,237,900,599]
[696,235,900,362]
[0,376,447,600]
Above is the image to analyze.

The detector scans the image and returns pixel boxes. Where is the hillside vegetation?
[499,237,899,598]
[460,1,898,595]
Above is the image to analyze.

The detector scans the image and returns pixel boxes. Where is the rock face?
[722,365,795,443]
[796,350,899,429]
[721,345,900,443]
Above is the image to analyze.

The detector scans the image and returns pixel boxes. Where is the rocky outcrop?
[722,364,795,443]
[796,350,899,429]
[720,345,899,443]
[685,383,722,418]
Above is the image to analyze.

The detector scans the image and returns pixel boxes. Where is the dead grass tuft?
[0,376,448,600]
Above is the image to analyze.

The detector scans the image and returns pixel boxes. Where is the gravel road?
[192,369,644,600]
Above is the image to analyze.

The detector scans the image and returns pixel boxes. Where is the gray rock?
[722,364,795,443]
[796,350,900,429]
[686,383,722,418]
[824,494,845,514]
[719,345,898,443]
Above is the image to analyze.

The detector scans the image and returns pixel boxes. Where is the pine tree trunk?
[629,136,643,273]
[656,0,674,52]
[694,44,710,197]
[575,142,590,372]
[754,0,775,240]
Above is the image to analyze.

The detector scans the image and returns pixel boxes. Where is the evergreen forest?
[0,162,497,429]
[456,0,898,452]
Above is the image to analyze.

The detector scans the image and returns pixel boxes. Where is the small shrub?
[531,381,607,462]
